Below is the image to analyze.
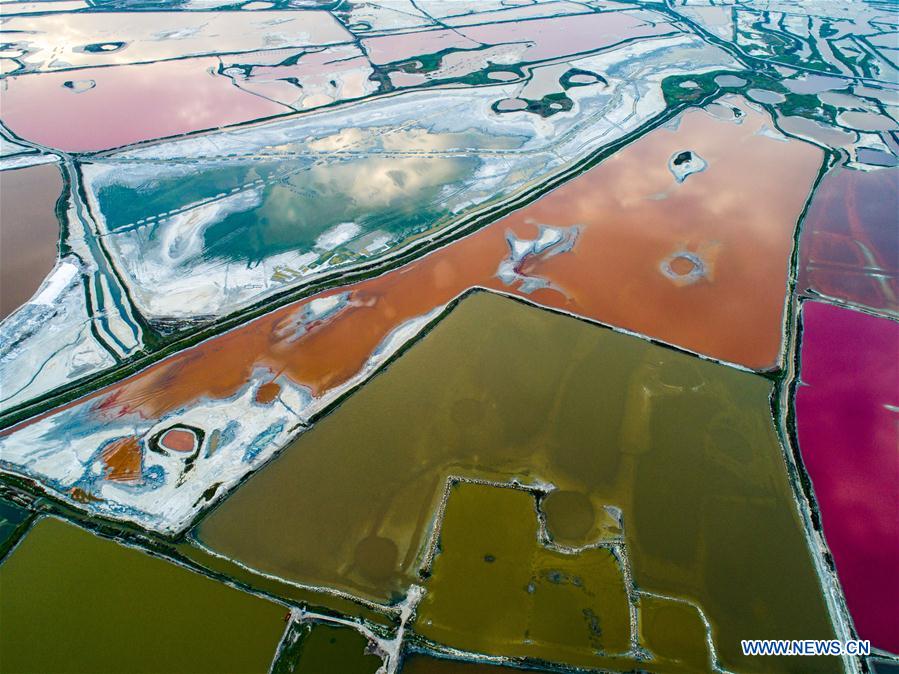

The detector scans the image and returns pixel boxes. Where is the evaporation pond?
[0,517,286,674]
[0,162,62,318]
[198,291,837,673]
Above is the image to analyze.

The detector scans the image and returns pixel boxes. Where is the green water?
[272,622,381,674]
[0,517,286,674]
[94,127,523,274]
[0,499,30,547]
[94,159,290,232]
[418,482,631,666]
[198,291,837,672]
[99,155,478,264]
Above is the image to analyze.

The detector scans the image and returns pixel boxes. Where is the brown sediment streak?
[70,486,103,503]
[5,99,820,431]
[100,436,142,482]
[1,57,290,152]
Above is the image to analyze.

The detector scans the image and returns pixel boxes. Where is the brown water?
[198,291,836,673]
[0,517,286,674]
[0,162,62,318]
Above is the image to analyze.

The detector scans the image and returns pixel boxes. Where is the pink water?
[796,300,899,651]
[1,57,289,152]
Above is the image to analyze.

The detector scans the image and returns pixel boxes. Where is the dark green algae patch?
[197,291,838,673]
[0,517,286,674]
[0,498,33,558]
[272,621,381,674]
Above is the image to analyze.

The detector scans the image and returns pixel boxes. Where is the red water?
[159,428,197,453]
